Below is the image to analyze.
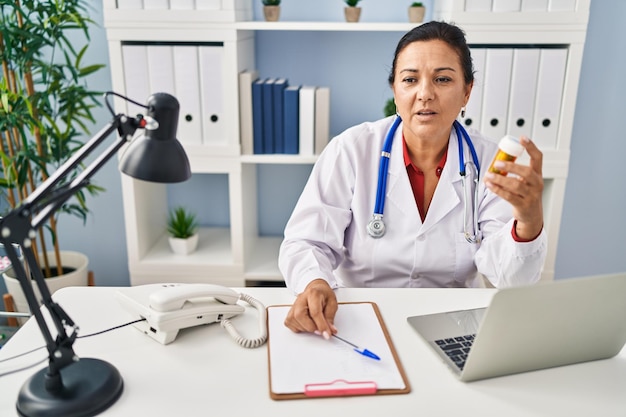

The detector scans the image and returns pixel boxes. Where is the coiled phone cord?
[220,292,268,348]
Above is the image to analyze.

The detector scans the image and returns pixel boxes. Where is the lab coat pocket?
[454,232,479,284]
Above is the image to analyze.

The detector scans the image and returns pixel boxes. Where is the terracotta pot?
[344,6,361,23]
[408,6,425,23]
[263,5,280,22]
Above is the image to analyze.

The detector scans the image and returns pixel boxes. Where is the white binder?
[146,45,175,95]
[117,0,144,9]
[463,48,486,132]
[299,86,317,157]
[480,48,513,142]
[531,48,567,150]
[507,48,540,139]
[170,0,195,9]
[121,45,151,118]
[173,46,203,145]
[199,45,225,146]
[521,0,548,11]
[143,0,170,9]
[548,0,576,11]
[492,0,521,12]
[465,0,493,11]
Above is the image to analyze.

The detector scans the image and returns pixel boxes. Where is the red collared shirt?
[402,135,447,222]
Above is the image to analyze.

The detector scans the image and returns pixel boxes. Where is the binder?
[299,86,316,157]
[531,48,567,150]
[267,302,411,400]
[521,0,548,11]
[252,78,265,154]
[143,0,170,9]
[121,45,151,118]
[117,0,144,9]
[314,87,330,155]
[283,85,300,155]
[507,48,540,139]
[173,45,202,145]
[480,48,513,142]
[146,45,175,95]
[272,78,289,154]
[262,78,276,153]
[463,48,486,131]
[169,0,194,9]
[492,0,521,12]
[464,0,493,12]
[199,45,225,146]
[239,69,259,155]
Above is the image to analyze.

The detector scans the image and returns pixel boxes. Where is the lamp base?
[16,358,123,417]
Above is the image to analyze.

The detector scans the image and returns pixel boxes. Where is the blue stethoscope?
[366,116,482,243]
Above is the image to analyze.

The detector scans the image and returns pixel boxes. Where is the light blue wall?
[1,0,623,301]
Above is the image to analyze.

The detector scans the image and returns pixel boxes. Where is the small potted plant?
[344,0,363,23]
[167,207,199,255]
[408,2,426,23]
[262,0,281,22]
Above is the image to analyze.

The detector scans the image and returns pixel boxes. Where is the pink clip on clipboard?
[304,380,377,397]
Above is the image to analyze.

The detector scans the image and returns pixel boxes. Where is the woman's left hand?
[484,136,544,240]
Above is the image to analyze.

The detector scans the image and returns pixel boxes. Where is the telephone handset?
[116,283,267,347]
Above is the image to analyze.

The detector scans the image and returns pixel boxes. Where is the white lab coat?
[279,117,547,294]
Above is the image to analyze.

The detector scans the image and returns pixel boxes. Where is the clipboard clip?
[304,379,377,397]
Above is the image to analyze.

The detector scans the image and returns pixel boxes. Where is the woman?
[278,21,547,338]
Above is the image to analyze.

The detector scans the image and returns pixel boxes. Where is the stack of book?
[238,70,330,155]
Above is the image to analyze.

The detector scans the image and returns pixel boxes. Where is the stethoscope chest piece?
[367,214,386,238]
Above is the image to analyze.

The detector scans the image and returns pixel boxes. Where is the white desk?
[1,286,624,416]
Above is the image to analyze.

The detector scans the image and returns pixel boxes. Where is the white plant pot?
[168,234,199,256]
[3,251,89,324]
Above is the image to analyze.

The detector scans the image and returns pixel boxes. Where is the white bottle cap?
[498,135,524,157]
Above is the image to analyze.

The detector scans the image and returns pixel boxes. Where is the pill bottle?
[488,135,524,176]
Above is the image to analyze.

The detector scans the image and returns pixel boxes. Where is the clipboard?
[266,302,411,400]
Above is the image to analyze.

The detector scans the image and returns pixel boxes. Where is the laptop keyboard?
[434,334,476,371]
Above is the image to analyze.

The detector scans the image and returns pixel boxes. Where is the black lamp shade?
[120,92,191,183]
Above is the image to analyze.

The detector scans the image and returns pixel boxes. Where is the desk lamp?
[0,91,191,417]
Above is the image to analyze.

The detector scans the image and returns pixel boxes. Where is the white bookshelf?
[103,0,589,286]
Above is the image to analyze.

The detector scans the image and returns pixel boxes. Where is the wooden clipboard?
[266,302,411,400]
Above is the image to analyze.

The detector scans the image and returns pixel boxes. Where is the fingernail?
[322,331,330,340]
[493,161,505,168]
[520,136,530,144]
[331,324,338,333]
[314,330,321,336]
[485,172,495,180]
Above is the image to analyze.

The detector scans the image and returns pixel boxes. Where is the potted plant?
[344,0,363,23]
[167,206,199,256]
[262,0,281,22]
[1,0,105,315]
[408,2,426,23]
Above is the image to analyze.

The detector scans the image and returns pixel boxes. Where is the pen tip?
[361,349,381,361]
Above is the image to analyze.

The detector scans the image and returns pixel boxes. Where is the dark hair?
[388,21,474,86]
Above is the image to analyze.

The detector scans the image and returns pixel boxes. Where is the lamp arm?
[0,112,140,390]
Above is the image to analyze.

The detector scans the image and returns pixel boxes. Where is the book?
[299,86,317,157]
[262,78,276,154]
[267,302,410,399]
[252,77,265,154]
[283,85,301,155]
[238,69,259,155]
[272,78,289,154]
[314,87,330,155]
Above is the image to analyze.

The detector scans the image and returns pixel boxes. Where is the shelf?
[235,21,417,32]
[244,236,283,282]
[240,154,317,165]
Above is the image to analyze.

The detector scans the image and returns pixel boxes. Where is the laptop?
[407,273,626,382]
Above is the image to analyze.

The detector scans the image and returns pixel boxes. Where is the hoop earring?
[461,107,466,118]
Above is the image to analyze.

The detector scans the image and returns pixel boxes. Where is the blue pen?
[332,334,381,361]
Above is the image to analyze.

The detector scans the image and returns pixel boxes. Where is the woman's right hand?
[284,279,338,338]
